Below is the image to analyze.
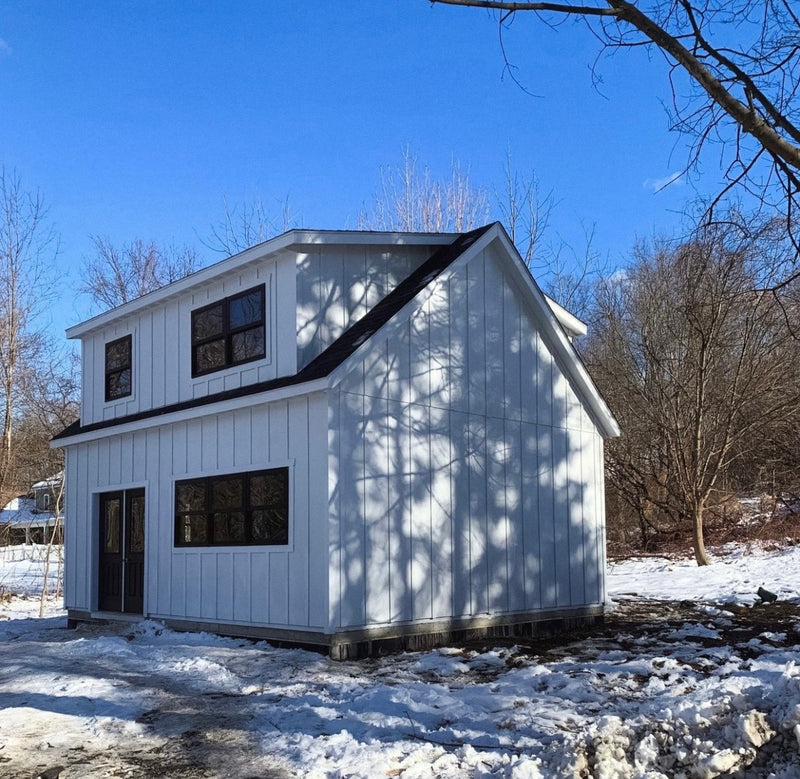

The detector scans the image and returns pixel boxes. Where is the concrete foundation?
[67,605,605,660]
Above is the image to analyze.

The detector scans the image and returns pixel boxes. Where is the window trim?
[191,285,266,378]
[105,334,133,402]
[174,466,290,548]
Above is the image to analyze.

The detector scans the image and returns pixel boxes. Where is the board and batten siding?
[63,392,329,632]
[80,253,298,428]
[327,244,605,631]
[295,244,435,370]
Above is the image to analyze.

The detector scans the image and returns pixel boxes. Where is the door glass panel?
[129,495,145,553]
[103,499,121,553]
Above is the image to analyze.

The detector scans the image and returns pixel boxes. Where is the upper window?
[191,285,266,377]
[174,467,289,547]
[105,335,132,402]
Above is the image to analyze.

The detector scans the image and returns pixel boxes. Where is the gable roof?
[324,222,619,438]
[66,228,458,340]
[54,223,619,445]
[53,225,492,443]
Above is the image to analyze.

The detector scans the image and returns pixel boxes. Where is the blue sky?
[2,1,713,336]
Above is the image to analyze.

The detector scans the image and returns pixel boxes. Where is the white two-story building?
[53,223,618,658]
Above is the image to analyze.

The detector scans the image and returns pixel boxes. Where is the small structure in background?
[0,472,64,546]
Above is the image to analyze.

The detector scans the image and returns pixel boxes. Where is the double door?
[98,489,145,613]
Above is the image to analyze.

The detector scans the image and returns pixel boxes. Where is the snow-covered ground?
[1,543,800,778]
[0,543,63,597]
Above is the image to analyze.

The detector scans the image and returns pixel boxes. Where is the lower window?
[174,467,289,547]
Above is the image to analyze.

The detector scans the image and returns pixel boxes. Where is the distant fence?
[0,543,64,598]
[0,543,62,563]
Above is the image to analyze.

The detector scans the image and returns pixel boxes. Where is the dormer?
[66,230,457,428]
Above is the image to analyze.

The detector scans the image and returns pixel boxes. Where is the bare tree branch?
[359,146,490,232]
[80,237,201,310]
[429,0,800,255]
[204,195,297,256]
[0,169,58,503]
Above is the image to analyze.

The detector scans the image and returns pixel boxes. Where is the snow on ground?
[607,542,800,606]
[1,543,800,777]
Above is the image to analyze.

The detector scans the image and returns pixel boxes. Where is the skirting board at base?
[66,605,605,660]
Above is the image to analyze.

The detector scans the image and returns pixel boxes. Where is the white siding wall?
[296,244,435,369]
[63,392,329,632]
[80,253,297,427]
[328,244,605,630]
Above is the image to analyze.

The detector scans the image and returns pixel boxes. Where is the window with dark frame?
[174,467,289,547]
[105,335,132,402]
[191,285,266,377]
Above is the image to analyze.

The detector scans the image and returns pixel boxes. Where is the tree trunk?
[1,358,12,496]
[692,503,710,566]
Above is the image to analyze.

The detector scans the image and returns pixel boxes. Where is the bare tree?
[15,346,79,489]
[0,169,58,503]
[586,214,799,564]
[360,146,490,232]
[428,0,800,254]
[494,147,554,264]
[535,222,609,323]
[81,237,200,310]
[205,195,297,256]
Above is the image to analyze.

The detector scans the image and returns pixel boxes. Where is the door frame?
[96,485,147,615]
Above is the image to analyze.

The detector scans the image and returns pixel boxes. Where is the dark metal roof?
[53,224,494,443]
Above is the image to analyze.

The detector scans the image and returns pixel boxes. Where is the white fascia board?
[544,295,588,338]
[66,232,298,339]
[286,230,459,247]
[52,378,329,448]
[66,229,459,339]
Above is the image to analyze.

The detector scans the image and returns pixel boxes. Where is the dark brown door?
[98,489,145,614]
